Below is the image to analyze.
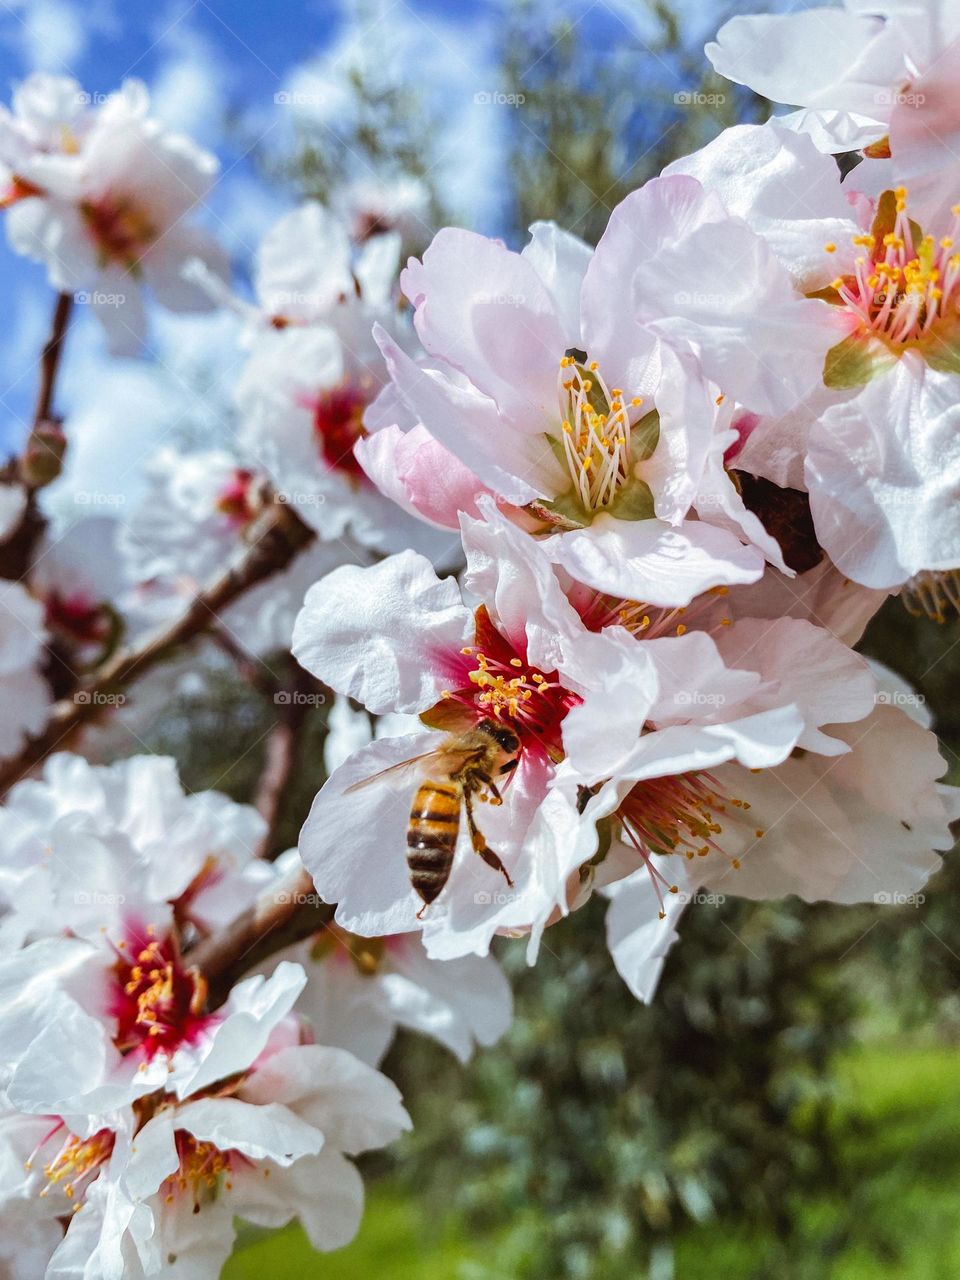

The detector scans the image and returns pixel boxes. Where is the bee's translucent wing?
[344,749,446,794]
[343,745,483,794]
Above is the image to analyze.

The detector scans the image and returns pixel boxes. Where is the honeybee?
[347,719,520,916]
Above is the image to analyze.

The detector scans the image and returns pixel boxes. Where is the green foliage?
[391,895,863,1278]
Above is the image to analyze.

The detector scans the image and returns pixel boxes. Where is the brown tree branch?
[188,864,333,1007]
[254,663,318,859]
[0,498,315,797]
[0,293,74,582]
[33,292,73,427]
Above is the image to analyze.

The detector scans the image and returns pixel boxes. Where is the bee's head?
[478,719,520,754]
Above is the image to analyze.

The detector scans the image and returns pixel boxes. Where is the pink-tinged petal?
[642,630,765,726]
[90,267,148,357]
[806,359,960,588]
[459,500,586,669]
[726,558,889,648]
[888,38,960,227]
[298,732,436,938]
[385,941,513,1062]
[706,10,905,119]
[355,423,489,531]
[664,123,860,290]
[694,447,792,574]
[142,223,229,313]
[401,228,565,430]
[734,384,858,492]
[520,221,592,343]
[176,1096,322,1165]
[644,345,719,525]
[714,616,877,756]
[611,176,834,415]
[375,326,552,503]
[700,702,954,904]
[548,516,764,606]
[292,552,472,715]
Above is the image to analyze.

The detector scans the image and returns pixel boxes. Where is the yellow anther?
[824,242,836,253]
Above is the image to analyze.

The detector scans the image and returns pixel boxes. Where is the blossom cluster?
[0,2,956,1273]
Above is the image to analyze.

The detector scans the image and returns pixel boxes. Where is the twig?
[0,498,315,796]
[254,664,317,858]
[0,293,74,581]
[33,292,73,427]
[188,864,333,1007]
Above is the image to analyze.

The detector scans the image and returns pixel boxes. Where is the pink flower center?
[111,932,209,1060]
[828,189,960,344]
[80,196,158,267]
[437,607,580,759]
[617,772,761,917]
[44,590,110,645]
[313,383,368,480]
[33,1121,115,1203]
[214,468,258,528]
[162,1131,247,1208]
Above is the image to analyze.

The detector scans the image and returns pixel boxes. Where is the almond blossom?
[367,184,838,600]
[669,121,960,609]
[0,995,410,1280]
[602,664,960,1002]
[267,851,513,1067]
[706,0,960,224]
[291,502,881,962]
[0,75,226,354]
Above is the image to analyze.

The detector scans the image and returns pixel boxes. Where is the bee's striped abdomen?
[407,781,460,904]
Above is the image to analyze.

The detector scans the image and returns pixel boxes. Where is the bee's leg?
[416,901,429,921]
[464,792,514,887]
[485,779,503,806]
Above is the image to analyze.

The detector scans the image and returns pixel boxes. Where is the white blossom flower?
[706,0,960,224]
[370,192,837,599]
[669,121,960,605]
[602,665,960,1002]
[120,446,359,655]
[0,75,226,354]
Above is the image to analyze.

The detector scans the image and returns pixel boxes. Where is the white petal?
[292,551,472,715]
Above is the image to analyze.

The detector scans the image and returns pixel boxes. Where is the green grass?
[224,1039,960,1279]
[224,1189,483,1279]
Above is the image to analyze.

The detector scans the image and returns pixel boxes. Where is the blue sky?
[0,0,780,465]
